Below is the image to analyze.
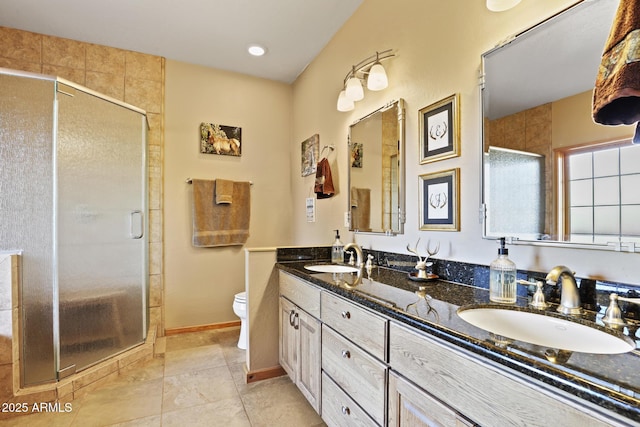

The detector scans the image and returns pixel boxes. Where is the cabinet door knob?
[341,350,351,359]
[341,311,351,319]
[341,405,351,415]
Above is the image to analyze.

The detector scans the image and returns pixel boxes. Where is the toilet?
[232,291,247,349]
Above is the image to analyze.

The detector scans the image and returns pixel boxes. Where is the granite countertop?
[276,260,640,422]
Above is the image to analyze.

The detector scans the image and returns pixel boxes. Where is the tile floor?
[1,327,325,427]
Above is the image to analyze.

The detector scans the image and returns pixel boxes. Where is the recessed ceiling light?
[248,44,266,56]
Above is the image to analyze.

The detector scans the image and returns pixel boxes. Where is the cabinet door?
[297,309,322,413]
[279,296,298,382]
[389,371,474,427]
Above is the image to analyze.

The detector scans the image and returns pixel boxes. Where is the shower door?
[55,82,148,376]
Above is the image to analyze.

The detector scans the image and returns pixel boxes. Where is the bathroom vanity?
[276,260,640,427]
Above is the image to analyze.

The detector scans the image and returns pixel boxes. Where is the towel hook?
[320,145,335,159]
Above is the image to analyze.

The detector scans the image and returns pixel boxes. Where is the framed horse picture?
[200,123,242,156]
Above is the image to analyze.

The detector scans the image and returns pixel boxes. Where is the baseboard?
[164,320,241,336]
[245,365,287,383]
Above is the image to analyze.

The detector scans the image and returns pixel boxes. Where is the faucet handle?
[603,293,640,327]
[517,280,548,309]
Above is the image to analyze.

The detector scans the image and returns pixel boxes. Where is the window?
[561,140,640,245]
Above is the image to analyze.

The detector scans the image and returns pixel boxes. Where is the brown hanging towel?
[314,157,335,199]
[592,0,640,143]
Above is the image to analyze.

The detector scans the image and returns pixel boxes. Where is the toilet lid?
[234,291,246,302]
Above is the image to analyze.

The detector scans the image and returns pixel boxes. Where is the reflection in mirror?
[481,0,640,251]
[349,99,405,234]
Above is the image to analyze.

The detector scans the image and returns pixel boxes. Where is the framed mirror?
[481,0,640,252]
[348,99,405,235]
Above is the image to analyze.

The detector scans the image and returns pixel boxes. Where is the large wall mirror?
[349,99,405,235]
[481,0,640,252]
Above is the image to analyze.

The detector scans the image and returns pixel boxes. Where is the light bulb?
[337,90,355,112]
[367,63,388,91]
[345,76,364,101]
[247,44,266,56]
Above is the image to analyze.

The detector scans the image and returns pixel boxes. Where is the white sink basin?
[457,306,635,354]
[304,264,360,274]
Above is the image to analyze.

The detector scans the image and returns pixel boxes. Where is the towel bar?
[185,178,253,185]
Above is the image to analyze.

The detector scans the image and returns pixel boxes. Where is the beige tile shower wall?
[486,104,554,237]
[0,26,165,336]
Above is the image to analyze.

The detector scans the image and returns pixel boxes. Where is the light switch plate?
[306,198,316,222]
[344,212,350,227]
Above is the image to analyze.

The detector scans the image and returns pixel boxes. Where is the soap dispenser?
[490,237,517,303]
[331,230,344,264]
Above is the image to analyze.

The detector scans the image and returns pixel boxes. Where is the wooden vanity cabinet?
[279,269,634,427]
[321,291,388,426]
[389,321,617,427]
[278,272,322,413]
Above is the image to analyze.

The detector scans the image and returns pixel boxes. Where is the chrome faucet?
[545,266,581,315]
[343,243,363,268]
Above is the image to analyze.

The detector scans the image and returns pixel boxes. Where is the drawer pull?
[341,350,351,359]
[293,312,299,330]
[289,309,296,327]
[341,311,351,319]
[289,310,299,329]
[341,405,351,415]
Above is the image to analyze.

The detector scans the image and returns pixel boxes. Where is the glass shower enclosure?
[0,69,148,385]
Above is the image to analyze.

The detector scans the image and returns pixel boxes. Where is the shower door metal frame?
[52,78,149,379]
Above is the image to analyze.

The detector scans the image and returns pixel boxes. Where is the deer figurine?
[406,238,440,279]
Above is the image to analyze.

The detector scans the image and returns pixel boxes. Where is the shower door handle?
[129,210,144,239]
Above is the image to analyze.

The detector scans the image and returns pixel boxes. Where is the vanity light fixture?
[337,49,395,112]
[337,89,355,112]
[247,44,267,56]
[345,66,364,101]
[486,0,521,12]
[367,55,389,91]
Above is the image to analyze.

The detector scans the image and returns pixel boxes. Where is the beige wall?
[553,90,635,148]
[290,0,640,284]
[0,26,165,334]
[164,60,293,329]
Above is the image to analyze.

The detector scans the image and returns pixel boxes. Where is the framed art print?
[200,123,242,156]
[419,168,460,231]
[419,94,460,164]
[301,134,320,177]
[351,142,363,168]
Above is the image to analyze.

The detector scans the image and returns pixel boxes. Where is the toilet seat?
[234,291,246,303]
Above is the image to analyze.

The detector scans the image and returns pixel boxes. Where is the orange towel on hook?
[314,158,335,199]
[593,0,640,143]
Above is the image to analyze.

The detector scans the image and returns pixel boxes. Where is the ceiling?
[0,0,363,83]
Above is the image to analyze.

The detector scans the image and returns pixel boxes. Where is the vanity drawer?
[389,321,612,427]
[322,372,378,427]
[279,271,320,318]
[322,325,386,425]
[321,291,387,360]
